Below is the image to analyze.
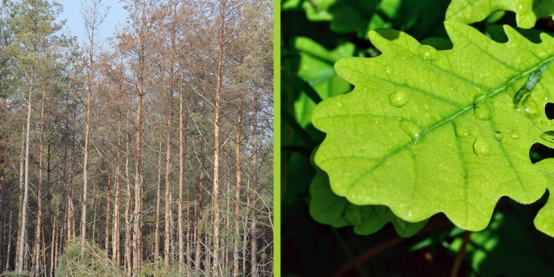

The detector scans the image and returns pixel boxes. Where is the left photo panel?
[0,0,274,276]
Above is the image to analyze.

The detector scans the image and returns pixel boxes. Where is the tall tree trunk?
[233,97,242,277]
[155,133,162,266]
[81,56,92,252]
[50,206,57,276]
[225,178,231,273]
[177,70,185,274]
[213,21,224,277]
[5,209,12,271]
[250,92,259,277]
[15,126,24,269]
[124,132,132,275]
[35,80,47,276]
[113,114,122,265]
[105,172,111,252]
[195,148,205,270]
[16,65,35,274]
[164,85,173,267]
[242,179,250,274]
[133,27,145,277]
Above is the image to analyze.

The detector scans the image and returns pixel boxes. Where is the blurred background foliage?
[281,0,554,276]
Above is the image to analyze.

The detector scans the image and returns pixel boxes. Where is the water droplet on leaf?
[389,91,409,107]
[511,133,519,139]
[495,131,503,141]
[541,131,554,143]
[400,120,422,143]
[474,95,492,120]
[517,96,540,119]
[473,139,490,156]
[405,208,414,219]
[418,45,439,61]
[385,65,394,74]
[543,119,552,127]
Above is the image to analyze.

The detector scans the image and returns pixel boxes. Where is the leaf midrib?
[324,58,554,200]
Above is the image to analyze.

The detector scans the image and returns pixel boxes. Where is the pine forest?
[0,0,273,276]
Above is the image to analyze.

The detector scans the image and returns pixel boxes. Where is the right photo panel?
[281,0,554,276]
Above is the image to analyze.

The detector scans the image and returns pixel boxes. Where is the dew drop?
[389,91,409,107]
[543,119,552,127]
[517,4,530,13]
[474,96,492,120]
[495,131,503,141]
[511,133,519,139]
[418,45,439,61]
[517,97,540,119]
[455,125,472,138]
[541,131,554,143]
[473,139,490,156]
[399,120,422,143]
[405,208,414,219]
[385,65,394,74]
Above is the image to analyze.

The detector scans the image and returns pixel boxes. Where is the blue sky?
[55,0,128,44]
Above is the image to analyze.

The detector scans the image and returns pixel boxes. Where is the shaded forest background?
[0,0,273,276]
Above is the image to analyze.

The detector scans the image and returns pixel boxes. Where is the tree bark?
[233,97,242,277]
[164,77,173,267]
[250,92,259,277]
[105,172,111,252]
[155,133,162,266]
[113,113,122,265]
[16,64,34,274]
[35,79,47,276]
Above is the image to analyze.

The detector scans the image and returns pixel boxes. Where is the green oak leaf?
[310,162,427,237]
[534,158,554,236]
[312,20,554,232]
[446,0,554,29]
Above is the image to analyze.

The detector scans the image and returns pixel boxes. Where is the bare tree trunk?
[113,114,122,265]
[225,178,230,274]
[155,133,162,266]
[15,126,23,268]
[164,85,173,267]
[170,193,174,263]
[195,150,205,270]
[124,132,132,275]
[80,0,108,254]
[177,71,186,274]
[250,92,259,277]
[81,72,91,252]
[242,179,250,274]
[50,207,57,276]
[133,28,145,277]
[35,81,47,276]
[16,65,35,274]
[105,172,111,252]
[213,23,224,277]
[233,97,242,277]
[5,209,12,271]
[186,204,191,269]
